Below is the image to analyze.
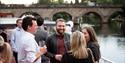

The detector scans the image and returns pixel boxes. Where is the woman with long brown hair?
[0,36,13,63]
[81,24,101,63]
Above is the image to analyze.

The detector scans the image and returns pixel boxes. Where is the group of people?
[0,15,101,63]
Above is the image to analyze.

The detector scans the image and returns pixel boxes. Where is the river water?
[98,35,125,63]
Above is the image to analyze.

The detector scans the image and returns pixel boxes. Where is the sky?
[0,0,76,4]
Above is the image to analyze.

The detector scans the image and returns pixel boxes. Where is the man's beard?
[56,29,65,35]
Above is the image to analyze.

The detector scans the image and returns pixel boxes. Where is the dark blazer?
[87,42,101,62]
[46,33,70,63]
[61,50,94,63]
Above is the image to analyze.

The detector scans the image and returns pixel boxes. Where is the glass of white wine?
[39,41,47,48]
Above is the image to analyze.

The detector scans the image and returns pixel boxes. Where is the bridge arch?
[52,11,72,21]
[108,11,124,34]
[80,12,102,33]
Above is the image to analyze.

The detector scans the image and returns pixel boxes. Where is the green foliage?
[58,0,64,4]
[38,0,51,4]
[37,0,125,5]
[95,0,125,6]
[108,12,123,33]
[113,0,125,5]
[75,0,79,4]
[52,12,72,21]
[38,0,64,4]
[108,19,121,33]
[96,0,113,4]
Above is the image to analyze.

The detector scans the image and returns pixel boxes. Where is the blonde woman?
[81,24,101,62]
[61,31,95,63]
[0,36,13,63]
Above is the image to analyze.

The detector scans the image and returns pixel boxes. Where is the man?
[35,16,49,46]
[10,18,24,63]
[65,21,74,35]
[18,16,47,63]
[35,16,50,63]
[46,18,70,63]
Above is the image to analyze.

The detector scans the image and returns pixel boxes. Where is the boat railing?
[99,57,115,63]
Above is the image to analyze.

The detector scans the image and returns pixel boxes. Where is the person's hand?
[40,45,47,55]
[55,54,62,61]
[34,46,47,62]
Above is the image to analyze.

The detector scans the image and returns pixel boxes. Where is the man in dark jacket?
[35,16,50,63]
[46,18,70,63]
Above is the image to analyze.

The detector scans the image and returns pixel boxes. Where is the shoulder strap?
[87,48,96,63]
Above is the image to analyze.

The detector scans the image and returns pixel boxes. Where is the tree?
[0,1,1,4]
[37,0,64,4]
[38,0,51,4]
[58,0,64,4]
[95,0,125,5]
[75,0,79,4]
[113,0,125,5]
[53,12,72,21]
[96,0,113,4]
[81,0,84,3]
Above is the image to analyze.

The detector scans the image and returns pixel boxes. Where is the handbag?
[87,48,96,63]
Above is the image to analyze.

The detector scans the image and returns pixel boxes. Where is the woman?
[0,36,13,63]
[81,24,101,62]
[61,31,95,63]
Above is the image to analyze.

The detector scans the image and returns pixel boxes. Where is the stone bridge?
[0,5,123,34]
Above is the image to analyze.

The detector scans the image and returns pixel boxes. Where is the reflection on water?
[98,36,125,63]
